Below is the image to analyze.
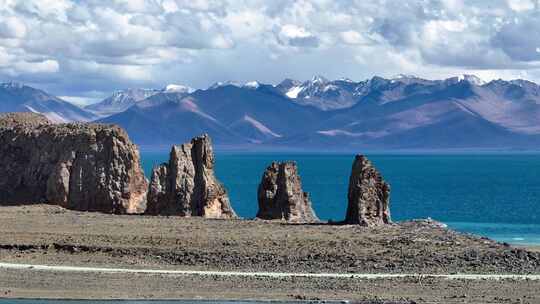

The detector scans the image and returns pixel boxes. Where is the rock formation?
[345,154,391,226]
[256,161,318,222]
[146,134,237,218]
[0,112,148,214]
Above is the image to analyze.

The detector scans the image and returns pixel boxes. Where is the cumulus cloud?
[507,0,536,11]
[340,31,367,45]
[492,13,540,62]
[277,24,319,48]
[0,16,27,38]
[0,0,539,100]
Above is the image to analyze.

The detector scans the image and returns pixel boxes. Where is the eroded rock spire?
[257,161,318,223]
[146,134,237,219]
[345,155,391,226]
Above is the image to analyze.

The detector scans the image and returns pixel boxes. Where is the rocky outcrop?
[146,134,237,218]
[0,112,148,213]
[256,161,318,222]
[345,155,391,226]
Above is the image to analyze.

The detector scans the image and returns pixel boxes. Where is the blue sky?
[1,0,540,104]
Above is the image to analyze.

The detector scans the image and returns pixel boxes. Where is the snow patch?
[286,86,304,99]
[458,74,486,86]
[391,74,418,80]
[209,81,241,89]
[311,75,327,84]
[323,84,338,92]
[244,81,260,89]
[164,84,195,93]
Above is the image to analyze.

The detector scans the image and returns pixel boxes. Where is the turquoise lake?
[141,152,540,245]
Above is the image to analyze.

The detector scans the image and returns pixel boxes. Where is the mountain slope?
[95,75,540,150]
[293,77,540,149]
[86,84,195,118]
[98,93,243,145]
[99,85,328,145]
[86,88,160,117]
[0,82,96,122]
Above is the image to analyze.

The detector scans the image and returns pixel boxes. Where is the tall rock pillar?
[146,134,237,219]
[257,161,318,223]
[345,155,391,226]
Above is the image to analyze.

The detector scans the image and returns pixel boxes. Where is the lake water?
[141,152,540,245]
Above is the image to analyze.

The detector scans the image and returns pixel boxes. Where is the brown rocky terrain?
[0,112,147,214]
[0,205,539,302]
[346,154,391,226]
[0,205,538,274]
[2,267,540,303]
[257,161,319,222]
[146,134,236,218]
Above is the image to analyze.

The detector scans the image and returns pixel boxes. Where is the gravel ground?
[1,268,539,303]
[1,204,540,302]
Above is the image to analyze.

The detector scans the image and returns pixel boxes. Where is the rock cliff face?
[146,134,237,218]
[345,155,391,226]
[256,161,318,222]
[0,112,148,213]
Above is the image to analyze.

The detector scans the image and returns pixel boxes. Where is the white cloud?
[0,0,540,99]
[0,47,11,66]
[507,0,536,11]
[9,59,59,75]
[0,17,27,38]
[277,24,319,47]
[340,31,364,45]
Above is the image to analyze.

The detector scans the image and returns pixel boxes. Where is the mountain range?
[0,82,96,122]
[2,75,540,150]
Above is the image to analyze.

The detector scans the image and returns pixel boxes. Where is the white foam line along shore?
[1,262,540,280]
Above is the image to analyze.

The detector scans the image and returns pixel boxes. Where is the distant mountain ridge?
[3,75,540,150]
[85,84,195,117]
[0,82,96,122]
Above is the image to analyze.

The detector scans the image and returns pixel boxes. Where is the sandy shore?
[1,204,540,303]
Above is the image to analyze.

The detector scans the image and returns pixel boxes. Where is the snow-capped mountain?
[5,75,540,150]
[276,75,361,110]
[86,88,161,117]
[0,82,96,123]
[243,81,261,89]
[99,75,540,149]
[209,81,242,90]
[99,82,324,145]
[163,84,195,94]
[86,84,195,117]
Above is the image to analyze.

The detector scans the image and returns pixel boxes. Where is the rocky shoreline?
[0,112,396,227]
[0,205,539,275]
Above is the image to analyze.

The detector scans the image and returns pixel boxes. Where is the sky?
[1,0,540,104]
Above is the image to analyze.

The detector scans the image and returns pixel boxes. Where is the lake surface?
[141,152,540,245]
